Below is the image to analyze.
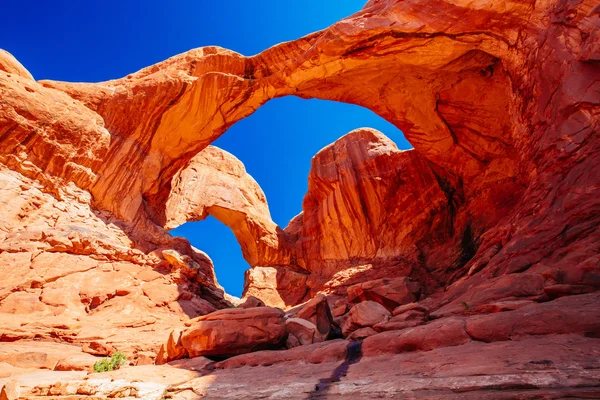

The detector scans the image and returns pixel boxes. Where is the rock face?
[241,266,309,308]
[285,318,324,348]
[283,130,448,294]
[0,165,226,356]
[294,294,335,339]
[165,146,292,267]
[347,277,421,311]
[155,328,187,365]
[341,301,391,336]
[180,307,287,358]
[0,0,599,397]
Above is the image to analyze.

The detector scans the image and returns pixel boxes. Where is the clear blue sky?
[2,1,410,296]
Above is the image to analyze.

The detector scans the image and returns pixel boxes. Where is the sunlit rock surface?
[1,0,599,397]
[165,145,292,267]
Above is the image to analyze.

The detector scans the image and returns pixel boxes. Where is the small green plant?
[93,351,128,373]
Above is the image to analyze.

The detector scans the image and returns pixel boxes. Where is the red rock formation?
[181,307,287,358]
[0,146,228,356]
[279,129,450,296]
[285,318,324,348]
[242,266,309,308]
[341,300,391,336]
[294,293,335,338]
[165,146,291,267]
[3,0,597,299]
[0,0,599,396]
[347,277,422,311]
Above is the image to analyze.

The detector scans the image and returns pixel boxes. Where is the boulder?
[285,318,324,348]
[181,307,286,358]
[331,298,349,317]
[0,380,19,400]
[242,266,309,309]
[376,304,430,331]
[135,351,156,366]
[81,341,116,357]
[392,303,430,317]
[347,277,421,311]
[341,301,391,336]
[156,327,188,365]
[295,294,334,338]
[238,296,265,309]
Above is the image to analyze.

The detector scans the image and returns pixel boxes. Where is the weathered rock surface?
[341,301,391,336]
[346,327,378,341]
[2,334,598,399]
[373,315,427,333]
[285,318,324,348]
[465,292,600,342]
[0,0,599,396]
[0,50,33,80]
[241,266,309,309]
[0,379,19,400]
[166,146,292,267]
[238,295,265,309]
[0,341,101,373]
[364,293,600,357]
[180,307,287,358]
[155,328,187,365]
[214,339,348,370]
[347,277,421,311]
[157,307,289,362]
[372,302,430,332]
[294,294,335,339]
[0,166,228,358]
[393,302,430,317]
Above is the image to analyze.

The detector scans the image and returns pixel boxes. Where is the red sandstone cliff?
[0,0,599,397]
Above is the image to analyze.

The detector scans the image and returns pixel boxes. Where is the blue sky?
[2,1,410,296]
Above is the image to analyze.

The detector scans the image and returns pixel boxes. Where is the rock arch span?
[35,0,523,228]
[1,0,598,309]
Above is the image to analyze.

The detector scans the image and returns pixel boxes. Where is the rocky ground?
[1,293,599,398]
[1,0,599,398]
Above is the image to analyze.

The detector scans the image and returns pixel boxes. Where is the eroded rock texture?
[0,0,599,397]
[165,146,291,267]
[0,52,231,358]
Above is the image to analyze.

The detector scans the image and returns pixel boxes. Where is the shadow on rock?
[306,340,363,400]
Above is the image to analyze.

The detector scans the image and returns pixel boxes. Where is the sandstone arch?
[165,145,293,267]
[1,0,598,306]
[35,0,527,230]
